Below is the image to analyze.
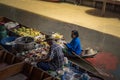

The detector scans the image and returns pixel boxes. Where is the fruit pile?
[13,26,41,37]
[16,43,49,65]
[34,35,46,43]
[52,32,63,39]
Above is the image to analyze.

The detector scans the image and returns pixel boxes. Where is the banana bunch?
[52,32,63,39]
[13,26,41,37]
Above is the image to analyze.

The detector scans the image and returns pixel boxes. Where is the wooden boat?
[0,17,104,80]
[0,45,104,80]
[68,60,104,80]
[0,45,58,80]
[0,62,58,80]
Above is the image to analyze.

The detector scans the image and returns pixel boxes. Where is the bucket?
[0,37,17,51]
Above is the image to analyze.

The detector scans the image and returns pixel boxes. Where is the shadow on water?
[85,8,120,20]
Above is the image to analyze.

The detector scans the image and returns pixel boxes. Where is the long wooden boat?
[68,60,104,80]
[0,45,104,80]
[66,51,112,80]
[0,17,104,80]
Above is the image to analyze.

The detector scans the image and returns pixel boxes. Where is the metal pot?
[14,36,35,52]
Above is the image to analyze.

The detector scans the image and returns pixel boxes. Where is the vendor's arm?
[38,57,51,62]
[70,41,79,52]
[66,39,78,52]
[66,38,82,54]
[38,48,55,62]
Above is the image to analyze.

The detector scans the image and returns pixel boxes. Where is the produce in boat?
[52,32,63,39]
[13,26,41,37]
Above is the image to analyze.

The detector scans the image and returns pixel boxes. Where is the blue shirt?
[66,37,82,55]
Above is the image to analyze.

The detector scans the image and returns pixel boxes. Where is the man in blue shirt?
[65,30,82,55]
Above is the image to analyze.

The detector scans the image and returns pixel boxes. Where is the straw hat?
[44,35,54,41]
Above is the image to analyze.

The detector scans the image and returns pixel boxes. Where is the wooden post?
[79,0,82,5]
[101,0,107,16]
[93,0,96,8]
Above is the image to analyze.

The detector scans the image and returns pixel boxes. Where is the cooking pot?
[14,36,35,52]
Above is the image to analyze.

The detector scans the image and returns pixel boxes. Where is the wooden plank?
[0,50,7,62]
[0,62,8,71]
[4,52,15,64]
[5,73,27,80]
[22,63,33,77]
[13,57,23,63]
[30,67,44,80]
[0,50,4,59]
[42,72,52,80]
[0,62,24,80]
